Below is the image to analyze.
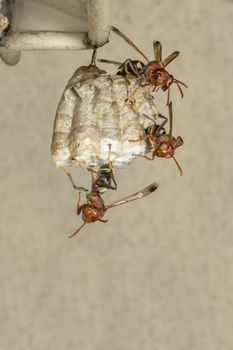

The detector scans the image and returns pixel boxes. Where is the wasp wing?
[110,26,150,62]
[168,101,173,136]
[162,51,179,67]
[153,41,162,62]
[106,181,159,210]
[98,58,123,66]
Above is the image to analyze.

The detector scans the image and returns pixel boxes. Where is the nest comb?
[51,64,158,168]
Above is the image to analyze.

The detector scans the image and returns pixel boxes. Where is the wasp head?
[82,191,105,223]
[142,61,172,87]
[154,135,183,159]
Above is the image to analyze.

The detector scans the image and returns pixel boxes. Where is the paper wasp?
[62,167,159,237]
[98,26,187,105]
[131,102,183,175]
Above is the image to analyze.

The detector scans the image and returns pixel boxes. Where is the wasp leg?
[107,144,117,190]
[132,153,153,161]
[87,167,97,184]
[60,167,88,192]
[107,144,113,170]
[87,167,98,175]
[104,183,117,190]
[76,192,84,215]
[129,134,149,143]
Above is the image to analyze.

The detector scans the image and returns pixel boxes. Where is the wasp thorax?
[51,64,158,169]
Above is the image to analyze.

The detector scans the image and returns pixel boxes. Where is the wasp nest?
[51,64,158,168]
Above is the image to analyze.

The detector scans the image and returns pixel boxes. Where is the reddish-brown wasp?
[132,102,183,175]
[62,167,158,238]
[98,26,187,105]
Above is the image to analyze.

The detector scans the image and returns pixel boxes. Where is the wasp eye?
[152,69,162,79]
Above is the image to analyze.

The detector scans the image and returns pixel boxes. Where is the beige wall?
[0,0,233,349]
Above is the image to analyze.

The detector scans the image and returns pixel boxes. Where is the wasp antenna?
[175,81,184,99]
[110,26,150,62]
[68,223,86,238]
[175,79,188,88]
[172,156,183,176]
